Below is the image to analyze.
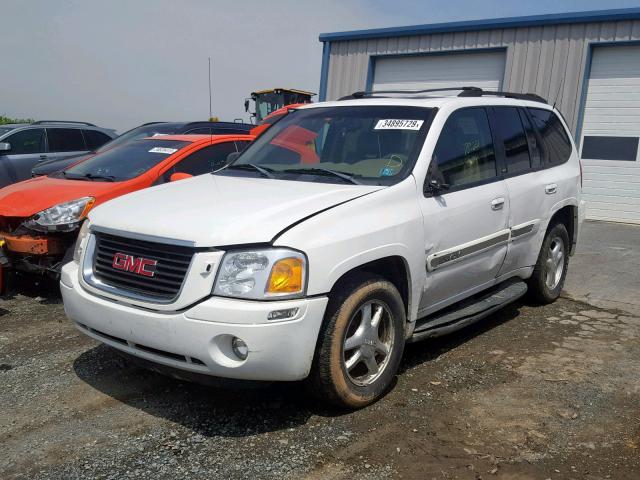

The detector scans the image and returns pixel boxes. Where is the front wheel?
[527,222,570,304]
[307,273,406,409]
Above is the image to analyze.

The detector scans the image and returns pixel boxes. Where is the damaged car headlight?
[24,197,95,232]
[213,248,307,300]
[73,220,91,264]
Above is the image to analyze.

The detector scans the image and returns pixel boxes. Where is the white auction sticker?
[148,147,178,154]
[374,119,424,130]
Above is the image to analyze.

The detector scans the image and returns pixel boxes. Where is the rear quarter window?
[527,108,573,166]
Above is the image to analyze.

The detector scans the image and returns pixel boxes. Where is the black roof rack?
[32,120,97,126]
[339,86,547,104]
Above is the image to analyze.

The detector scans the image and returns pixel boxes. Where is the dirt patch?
[1,288,639,479]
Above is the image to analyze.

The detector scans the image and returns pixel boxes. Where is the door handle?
[545,184,557,195]
[39,155,48,161]
[491,197,505,210]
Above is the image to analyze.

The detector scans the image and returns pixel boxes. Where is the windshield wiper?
[82,173,116,182]
[282,167,361,185]
[225,163,275,179]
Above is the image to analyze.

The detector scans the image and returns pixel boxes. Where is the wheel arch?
[546,201,578,255]
[327,255,413,324]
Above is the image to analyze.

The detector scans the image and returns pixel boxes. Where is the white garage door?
[372,51,506,93]
[581,45,640,224]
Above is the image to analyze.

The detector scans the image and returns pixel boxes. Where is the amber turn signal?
[266,257,304,294]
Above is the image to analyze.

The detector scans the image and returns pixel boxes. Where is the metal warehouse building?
[319,8,640,224]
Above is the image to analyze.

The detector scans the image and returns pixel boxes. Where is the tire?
[527,222,570,304]
[307,273,406,409]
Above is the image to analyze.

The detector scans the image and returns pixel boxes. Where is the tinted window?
[83,130,112,150]
[519,109,542,168]
[3,128,46,154]
[47,128,86,152]
[61,139,189,181]
[165,142,238,180]
[235,140,251,152]
[433,108,497,188]
[93,124,179,154]
[528,108,572,165]
[493,107,531,174]
[224,106,433,186]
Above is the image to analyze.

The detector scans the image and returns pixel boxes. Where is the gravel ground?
[1,278,639,479]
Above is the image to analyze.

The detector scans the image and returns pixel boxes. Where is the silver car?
[0,121,115,188]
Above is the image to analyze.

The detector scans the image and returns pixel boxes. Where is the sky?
[2,0,639,132]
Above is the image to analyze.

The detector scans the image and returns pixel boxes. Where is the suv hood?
[89,174,383,247]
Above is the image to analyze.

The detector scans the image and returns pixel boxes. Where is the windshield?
[221,105,433,185]
[94,124,181,153]
[58,139,189,181]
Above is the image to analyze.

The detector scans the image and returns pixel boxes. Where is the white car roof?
[299,95,555,112]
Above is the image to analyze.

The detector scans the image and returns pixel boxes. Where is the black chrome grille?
[92,232,195,301]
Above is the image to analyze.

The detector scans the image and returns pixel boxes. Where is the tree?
[0,115,34,125]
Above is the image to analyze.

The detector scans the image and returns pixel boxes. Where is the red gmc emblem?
[112,252,158,277]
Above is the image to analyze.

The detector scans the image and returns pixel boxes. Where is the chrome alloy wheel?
[342,300,395,386]
[545,236,565,290]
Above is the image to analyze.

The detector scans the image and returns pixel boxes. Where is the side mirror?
[169,172,193,182]
[424,159,450,196]
[244,99,250,113]
[0,142,11,152]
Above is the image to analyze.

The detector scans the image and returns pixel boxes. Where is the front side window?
[3,128,45,154]
[222,106,434,186]
[433,108,497,188]
[163,142,237,180]
[47,128,86,152]
[527,108,572,165]
[493,107,531,174]
[57,139,189,182]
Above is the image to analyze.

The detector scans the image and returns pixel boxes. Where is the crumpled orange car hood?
[0,176,138,218]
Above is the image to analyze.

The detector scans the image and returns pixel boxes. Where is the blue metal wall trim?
[319,41,331,101]
[319,8,640,42]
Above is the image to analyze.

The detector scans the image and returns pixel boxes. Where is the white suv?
[61,88,585,408]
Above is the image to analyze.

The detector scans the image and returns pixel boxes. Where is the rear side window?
[47,128,86,152]
[492,107,531,174]
[518,109,542,168]
[527,108,572,165]
[83,129,112,150]
[433,108,497,188]
[3,128,46,154]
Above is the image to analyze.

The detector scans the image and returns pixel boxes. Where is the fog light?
[231,337,249,360]
[267,307,299,321]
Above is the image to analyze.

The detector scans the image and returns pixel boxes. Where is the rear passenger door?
[46,128,88,160]
[418,107,510,314]
[495,107,574,275]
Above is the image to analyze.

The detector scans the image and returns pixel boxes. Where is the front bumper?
[61,262,328,381]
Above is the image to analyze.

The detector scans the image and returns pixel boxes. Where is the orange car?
[0,134,253,278]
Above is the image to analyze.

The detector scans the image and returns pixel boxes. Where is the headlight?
[213,248,307,300]
[73,220,91,263]
[25,197,95,232]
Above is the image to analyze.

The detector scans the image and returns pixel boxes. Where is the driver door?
[417,107,510,315]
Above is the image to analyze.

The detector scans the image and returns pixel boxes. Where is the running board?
[408,279,527,343]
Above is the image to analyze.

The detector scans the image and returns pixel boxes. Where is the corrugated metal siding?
[324,20,640,136]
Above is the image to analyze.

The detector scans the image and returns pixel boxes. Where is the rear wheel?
[527,222,570,304]
[308,273,406,409]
